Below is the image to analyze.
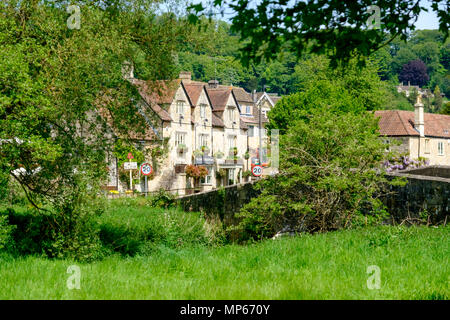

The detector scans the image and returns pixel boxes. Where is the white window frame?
[228,135,236,150]
[228,168,235,185]
[200,104,207,118]
[175,132,186,146]
[201,166,212,185]
[424,138,430,154]
[199,134,209,148]
[227,107,234,122]
[437,141,444,156]
[245,105,251,114]
[176,101,184,115]
[248,125,254,137]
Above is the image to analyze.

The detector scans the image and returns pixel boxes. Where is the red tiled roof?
[212,113,224,127]
[374,110,450,138]
[232,87,254,103]
[240,118,248,130]
[206,88,232,111]
[131,79,177,121]
[98,106,157,141]
[183,83,204,106]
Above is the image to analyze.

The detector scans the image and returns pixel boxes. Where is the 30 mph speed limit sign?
[140,163,153,176]
[252,165,263,177]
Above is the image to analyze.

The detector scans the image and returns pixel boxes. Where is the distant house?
[396,83,430,98]
[375,97,450,166]
[255,92,282,118]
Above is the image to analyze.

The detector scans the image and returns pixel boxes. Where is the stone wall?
[384,171,449,223]
[176,181,261,225]
[177,172,449,225]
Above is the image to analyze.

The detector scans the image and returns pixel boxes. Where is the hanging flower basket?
[177,144,187,153]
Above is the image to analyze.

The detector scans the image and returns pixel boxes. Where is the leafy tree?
[441,101,450,115]
[231,108,402,240]
[267,57,387,133]
[190,0,449,67]
[0,0,190,259]
[390,46,419,76]
[399,59,429,87]
[433,85,443,112]
[407,87,419,105]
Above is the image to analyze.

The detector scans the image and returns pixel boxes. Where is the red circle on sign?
[140,163,153,176]
[252,165,263,177]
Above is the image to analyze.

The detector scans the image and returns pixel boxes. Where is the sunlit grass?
[1,225,448,299]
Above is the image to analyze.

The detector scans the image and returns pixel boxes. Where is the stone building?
[375,98,450,165]
[105,71,278,194]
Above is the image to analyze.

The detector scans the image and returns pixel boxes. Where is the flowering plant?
[185,165,209,179]
[383,156,429,172]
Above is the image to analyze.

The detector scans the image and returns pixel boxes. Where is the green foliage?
[233,109,401,241]
[242,170,252,178]
[3,203,104,261]
[267,57,387,134]
[147,188,176,209]
[191,1,449,68]
[434,85,443,111]
[0,1,192,258]
[0,215,15,250]
[113,139,146,169]
[441,101,450,115]
[98,198,225,255]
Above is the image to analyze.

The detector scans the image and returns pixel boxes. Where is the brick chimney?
[208,80,219,89]
[414,95,424,137]
[179,71,191,83]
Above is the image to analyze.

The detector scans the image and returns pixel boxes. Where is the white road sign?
[124,162,137,170]
[252,165,263,177]
[140,163,153,176]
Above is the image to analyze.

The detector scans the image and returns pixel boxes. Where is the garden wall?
[177,172,449,225]
[385,170,449,223]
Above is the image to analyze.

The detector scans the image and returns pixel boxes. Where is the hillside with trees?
[177,22,449,113]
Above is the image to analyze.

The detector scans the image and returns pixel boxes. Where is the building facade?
[375,98,450,165]
[106,71,279,194]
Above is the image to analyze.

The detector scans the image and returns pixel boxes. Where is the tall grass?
[0,225,448,299]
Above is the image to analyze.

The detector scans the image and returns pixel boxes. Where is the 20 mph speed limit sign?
[140,163,153,176]
[252,165,263,177]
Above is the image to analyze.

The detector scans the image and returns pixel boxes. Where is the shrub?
[383,155,429,172]
[230,109,403,242]
[0,215,15,251]
[147,188,175,208]
[4,201,104,261]
[185,165,208,179]
[242,170,252,178]
[98,201,223,256]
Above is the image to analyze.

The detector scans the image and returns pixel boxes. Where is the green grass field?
[1,224,448,299]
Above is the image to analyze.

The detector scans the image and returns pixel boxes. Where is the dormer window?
[176,101,184,115]
[245,105,252,114]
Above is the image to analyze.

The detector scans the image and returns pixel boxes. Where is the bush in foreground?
[230,109,405,242]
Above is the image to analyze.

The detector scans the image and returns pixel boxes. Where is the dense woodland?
[176,20,449,113]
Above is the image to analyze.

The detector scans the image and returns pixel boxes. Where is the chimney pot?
[414,95,424,137]
[208,80,219,89]
[179,71,191,83]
